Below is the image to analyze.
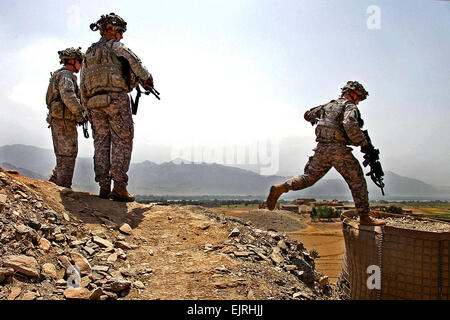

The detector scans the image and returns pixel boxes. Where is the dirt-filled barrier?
[337,211,450,300]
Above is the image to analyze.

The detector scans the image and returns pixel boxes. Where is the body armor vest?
[82,38,132,99]
[314,98,362,145]
[46,68,80,121]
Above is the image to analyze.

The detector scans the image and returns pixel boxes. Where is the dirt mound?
[0,167,339,300]
[237,209,307,233]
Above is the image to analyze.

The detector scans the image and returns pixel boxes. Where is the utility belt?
[85,91,129,110]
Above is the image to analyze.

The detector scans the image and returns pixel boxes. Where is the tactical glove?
[143,77,154,90]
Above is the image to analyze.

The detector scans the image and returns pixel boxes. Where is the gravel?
[383,216,450,233]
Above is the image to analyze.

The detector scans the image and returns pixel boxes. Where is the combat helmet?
[90,13,127,35]
[58,47,84,65]
[341,81,369,101]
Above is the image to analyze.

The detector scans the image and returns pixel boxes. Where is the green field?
[386,202,450,221]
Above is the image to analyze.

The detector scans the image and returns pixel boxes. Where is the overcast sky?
[0,0,449,185]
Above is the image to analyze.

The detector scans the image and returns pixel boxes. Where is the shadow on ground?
[59,189,149,229]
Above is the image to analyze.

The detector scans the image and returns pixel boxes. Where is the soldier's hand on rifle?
[360,144,373,154]
[143,77,154,90]
[82,111,91,123]
[76,113,85,125]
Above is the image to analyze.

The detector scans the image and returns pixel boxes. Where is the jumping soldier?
[80,13,154,202]
[266,81,385,226]
[46,47,85,189]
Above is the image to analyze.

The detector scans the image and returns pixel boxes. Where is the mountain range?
[0,144,448,200]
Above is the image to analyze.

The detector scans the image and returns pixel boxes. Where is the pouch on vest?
[87,94,111,109]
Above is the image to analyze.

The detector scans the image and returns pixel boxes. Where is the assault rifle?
[131,84,160,115]
[82,120,89,139]
[78,115,90,139]
[361,130,385,196]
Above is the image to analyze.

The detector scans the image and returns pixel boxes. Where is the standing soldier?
[80,13,154,202]
[46,47,85,189]
[266,81,385,226]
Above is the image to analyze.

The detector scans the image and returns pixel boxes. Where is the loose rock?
[42,263,58,279]
[103,278,132,292]
[228,228,240,237]
[39,238,51,251]
[3,255,40,277]
[69,252,92,276]
[92,236,113,248]
[90,287,103,300]
[119,223,132,235]
[8,287,22,300]
[64,287,91,300]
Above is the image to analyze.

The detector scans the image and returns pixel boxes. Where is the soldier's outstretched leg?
[332,146,385,226]
[266,146,332,210]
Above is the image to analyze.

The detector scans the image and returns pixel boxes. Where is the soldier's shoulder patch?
[61,76,75,91]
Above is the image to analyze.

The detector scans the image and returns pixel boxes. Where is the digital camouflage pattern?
[46,67,84,122]
[46,67,84,188]
[304,97,369,147]
[89,13,127,35]
[48,118,78,188]
[89,92,133,189]
[80,37,151,103]
[341,81,369,101]
[80,32,152,191]
[58,47,84,65]
[283,96,370,215]
[283,144,369,215]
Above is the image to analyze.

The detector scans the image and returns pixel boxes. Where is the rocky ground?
[0,167,340,300]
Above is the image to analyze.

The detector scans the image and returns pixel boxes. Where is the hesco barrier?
[337,211,450,300]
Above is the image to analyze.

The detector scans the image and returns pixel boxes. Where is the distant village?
[272,198,413,215]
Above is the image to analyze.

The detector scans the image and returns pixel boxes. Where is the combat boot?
[99,185,111,199]
[110,186,135,202]
[48,174,57,184]
[359,215,386,226]
[58,175,73,189]
[266,184,288,211]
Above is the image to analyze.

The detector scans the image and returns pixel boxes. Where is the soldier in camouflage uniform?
[80,13,154,201]
[266,81,385,226]
[46,48,85,189]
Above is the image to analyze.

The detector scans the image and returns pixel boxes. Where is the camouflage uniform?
[283,97,371,215]
[46,67,84,188]
[80,36,151,190]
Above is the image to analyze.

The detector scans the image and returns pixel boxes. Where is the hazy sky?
[0,0,449,184]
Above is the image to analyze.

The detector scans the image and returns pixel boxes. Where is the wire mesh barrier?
[337,211,450,300]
